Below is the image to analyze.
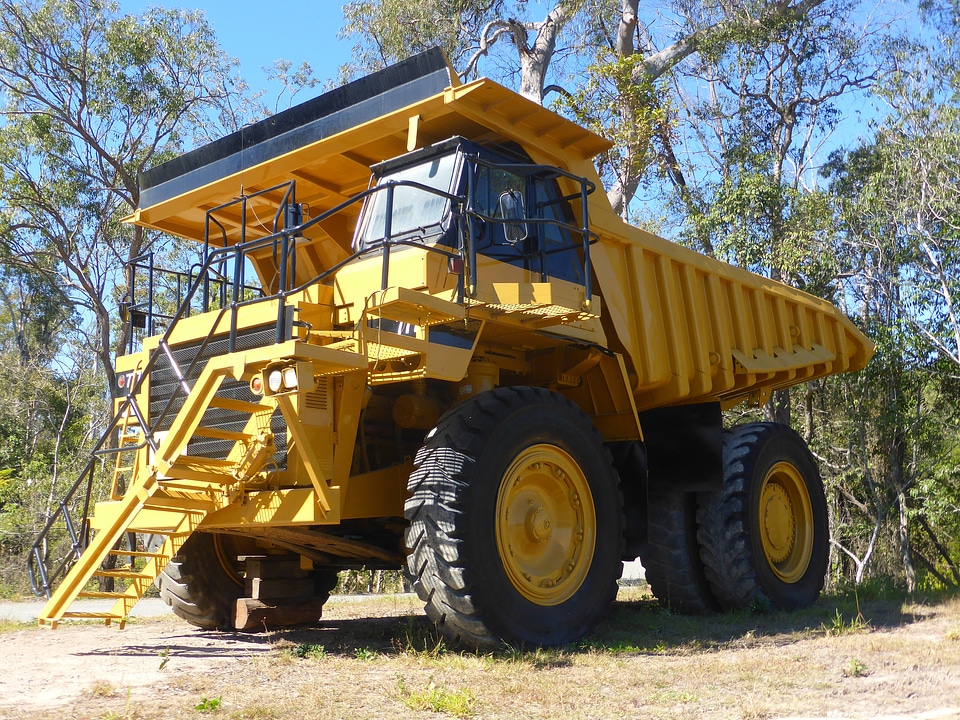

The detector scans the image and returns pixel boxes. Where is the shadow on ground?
[72,588,939,664]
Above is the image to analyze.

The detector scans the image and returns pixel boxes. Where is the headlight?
[267,369,283,394]
[282,366,298,390]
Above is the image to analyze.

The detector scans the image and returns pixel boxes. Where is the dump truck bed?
[586,207,872,411]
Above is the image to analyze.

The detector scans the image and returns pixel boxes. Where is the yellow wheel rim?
[495,444,596,606]
[758,462,814,583]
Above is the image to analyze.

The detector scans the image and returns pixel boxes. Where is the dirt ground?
[1,590,959,720]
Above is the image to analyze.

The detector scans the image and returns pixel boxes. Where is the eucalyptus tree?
[0,0,245,392]
[819,0,960,589]
[340,0,840,221]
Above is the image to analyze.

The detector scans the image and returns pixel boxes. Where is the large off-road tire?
[159,534,339,631]
[158,533,245,630]
[404,386,624,649]
[696,423,828,611]
[644,490,717,613]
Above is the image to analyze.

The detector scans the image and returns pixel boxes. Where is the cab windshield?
[355,152,458,250]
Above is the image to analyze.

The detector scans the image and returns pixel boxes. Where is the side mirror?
[499,190,528,244]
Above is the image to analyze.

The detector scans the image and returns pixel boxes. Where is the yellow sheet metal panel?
[585,188,873,412]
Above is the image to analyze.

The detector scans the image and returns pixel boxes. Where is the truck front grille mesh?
[149,324,287,468]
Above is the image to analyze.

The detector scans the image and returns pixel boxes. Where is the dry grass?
[1,587,959,720]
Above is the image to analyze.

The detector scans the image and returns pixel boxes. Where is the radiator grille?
[149,324,287,467]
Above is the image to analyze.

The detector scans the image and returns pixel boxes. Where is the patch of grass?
[89,679,116,697]
[501,645,571,668]
[397,677,476,717]
[196,696,222,713]
[578,639,644,654]
[353,647,378,661]
[946,627,960,642]
[651,688,698,703]
[229,707,278,719]
[394,617,448,658]
[293,643,326,660]
[0,618,31,633]
[739,699,772,719]
[96,688,134,719]
[821,608,870,636]
[842,658,870,678]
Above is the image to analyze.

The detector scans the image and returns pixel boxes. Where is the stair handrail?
[27,177,469,598]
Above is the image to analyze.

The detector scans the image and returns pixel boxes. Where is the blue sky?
[124,1,353,92]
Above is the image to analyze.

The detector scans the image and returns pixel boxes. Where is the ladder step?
[93,569,152,579]
[193,426,253,442]
[176,455,236,468]
[60,612,125,620]
[107,550,169,558]
[77,591,129,599]
[154,481,230,494]
[160,468,233,484]
[209,397,264,414]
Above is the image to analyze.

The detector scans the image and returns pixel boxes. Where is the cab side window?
[472,166,529,264]
[469,160,584,285]
[534,177,584,285]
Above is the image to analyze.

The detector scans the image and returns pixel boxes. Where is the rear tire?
[696,423,828,611]
[404,386,623,648]
[644,490,717,613]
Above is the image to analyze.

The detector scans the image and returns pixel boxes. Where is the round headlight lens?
[267,369,283,394]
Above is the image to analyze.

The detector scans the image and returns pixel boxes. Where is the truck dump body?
[589,218,872,410]
[30,49,872,645]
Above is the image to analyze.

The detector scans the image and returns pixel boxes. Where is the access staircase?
[27,182,324,628]
[29,348,283,628]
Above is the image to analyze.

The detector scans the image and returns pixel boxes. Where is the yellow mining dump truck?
[29,49,873,648]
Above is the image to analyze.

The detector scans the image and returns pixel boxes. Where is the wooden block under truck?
[29,49,873,648]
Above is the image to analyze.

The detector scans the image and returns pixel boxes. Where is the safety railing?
[28,157,597,597]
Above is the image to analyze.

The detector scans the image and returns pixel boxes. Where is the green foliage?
[293,643,327,660]
[354,647,379,661]
[397,676,476,717]
[0,0,244,381]
[335,569,406,594]
[822,609,870,636]
[339,0,504,79]
[815,0,960,590]
[556,51,672,218]
[843,658,870,677]
[195,696,222,713]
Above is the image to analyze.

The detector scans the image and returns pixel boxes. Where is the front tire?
[158,533,244,629]
[696,423,828,611]
[404,387,623,648]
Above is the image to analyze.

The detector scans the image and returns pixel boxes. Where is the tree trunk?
[898,488,916,592]
[514,2,574,104]
[763,389,791,425]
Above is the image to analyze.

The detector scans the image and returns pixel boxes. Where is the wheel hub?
[526,506,553,542]
[496,445,596,606]
[758,462,815,583]
[760,483,795,563]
